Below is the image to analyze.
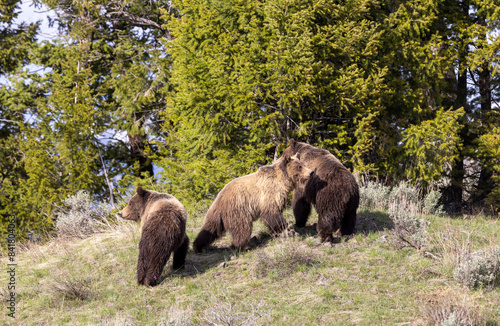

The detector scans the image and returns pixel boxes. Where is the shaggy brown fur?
[119,187,189,286]
[193,155,314,253]
[282,139,359,242]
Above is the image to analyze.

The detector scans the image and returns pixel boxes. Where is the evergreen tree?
[160,0,387,205]
[0,0,40,235]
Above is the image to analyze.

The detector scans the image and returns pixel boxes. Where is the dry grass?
[251,238,320,279]
[202,293,269,326]
[429,226,474,273]
[47,273,95,301]
[418,289,485,326]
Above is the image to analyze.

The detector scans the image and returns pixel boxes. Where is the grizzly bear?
[282,139,359,242]
[193,154,314,253]
[119,187,189,286]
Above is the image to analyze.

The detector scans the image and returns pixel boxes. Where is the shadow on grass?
[163,211,394,281]
[288,210,393,243]
[170,231,277,278]
[355,210,394,234]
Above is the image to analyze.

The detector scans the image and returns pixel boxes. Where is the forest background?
[0,0,499,238]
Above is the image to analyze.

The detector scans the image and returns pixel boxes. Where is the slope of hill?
[2,210,499,325]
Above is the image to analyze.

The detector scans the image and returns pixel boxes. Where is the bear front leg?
[339,207,357,236]
[292,185,311,228]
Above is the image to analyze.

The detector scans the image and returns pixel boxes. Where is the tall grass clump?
[48,274,95,301]
[252,239,318,279]
[56,190,113,238]
[454,246,500,290]
[202,294,268,326]
[419,290,485,326]
[388,182,429,250]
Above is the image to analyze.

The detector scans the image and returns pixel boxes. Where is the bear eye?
[298,166,302,170]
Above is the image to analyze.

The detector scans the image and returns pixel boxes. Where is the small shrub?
[423,189,445,216]
[388,183,429,250]
[56,190,112,238]
[48,275,95,301]
[252,240,318,279]
[359,181,391,211]
[389,181,421,206]
[453,247,500,290]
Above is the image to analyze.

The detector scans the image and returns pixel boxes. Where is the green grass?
[2,209,499,325]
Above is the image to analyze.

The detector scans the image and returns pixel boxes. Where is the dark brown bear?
[119,187,189,286]
[282,139,359,242]
[193,155,314,253]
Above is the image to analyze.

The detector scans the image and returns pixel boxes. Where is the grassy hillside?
[2,208,500,325]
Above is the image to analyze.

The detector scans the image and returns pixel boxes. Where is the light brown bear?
[119,187,189,286]
[193,155,314,252]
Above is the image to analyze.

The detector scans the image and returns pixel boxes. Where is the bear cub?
[119,187,189,286]
[193,154,314,253]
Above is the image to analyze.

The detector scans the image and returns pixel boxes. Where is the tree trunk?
[442,0,470,214]
[472,15,493,206]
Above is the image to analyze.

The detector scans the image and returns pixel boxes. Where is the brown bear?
[119,187,189,286]
[282,139,359,242]
[193,154,314,253]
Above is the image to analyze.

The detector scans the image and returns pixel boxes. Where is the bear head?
[118,186,149,221]
[280,154,314,185]
[282,138,329,162]
[282,138,300,156]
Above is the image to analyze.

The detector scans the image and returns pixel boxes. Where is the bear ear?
[280,155,290,178]
[289,138,296,148]
[136,186,145,197]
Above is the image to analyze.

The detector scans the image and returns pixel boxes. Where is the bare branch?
[106,11,172,41]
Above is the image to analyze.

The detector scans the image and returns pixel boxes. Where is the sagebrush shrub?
[389,181,421,206]
[388,183,429,250]
[359,181,391,211]
[423,189,445,216]
[419,290,484,326]
[56,190,112,238]
[454,247,500,289]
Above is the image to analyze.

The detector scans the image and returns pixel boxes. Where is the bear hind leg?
[261,212,287,235]
[137,242,171,287]
[136,251,148,286]
[193,213,224,253]
[339,209,357,236]
[172,234,189,270]
[316,212,338,243]
[229,221,253,250]
[139,219,174,286]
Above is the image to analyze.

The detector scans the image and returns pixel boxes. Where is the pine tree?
[0,0,40,236]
